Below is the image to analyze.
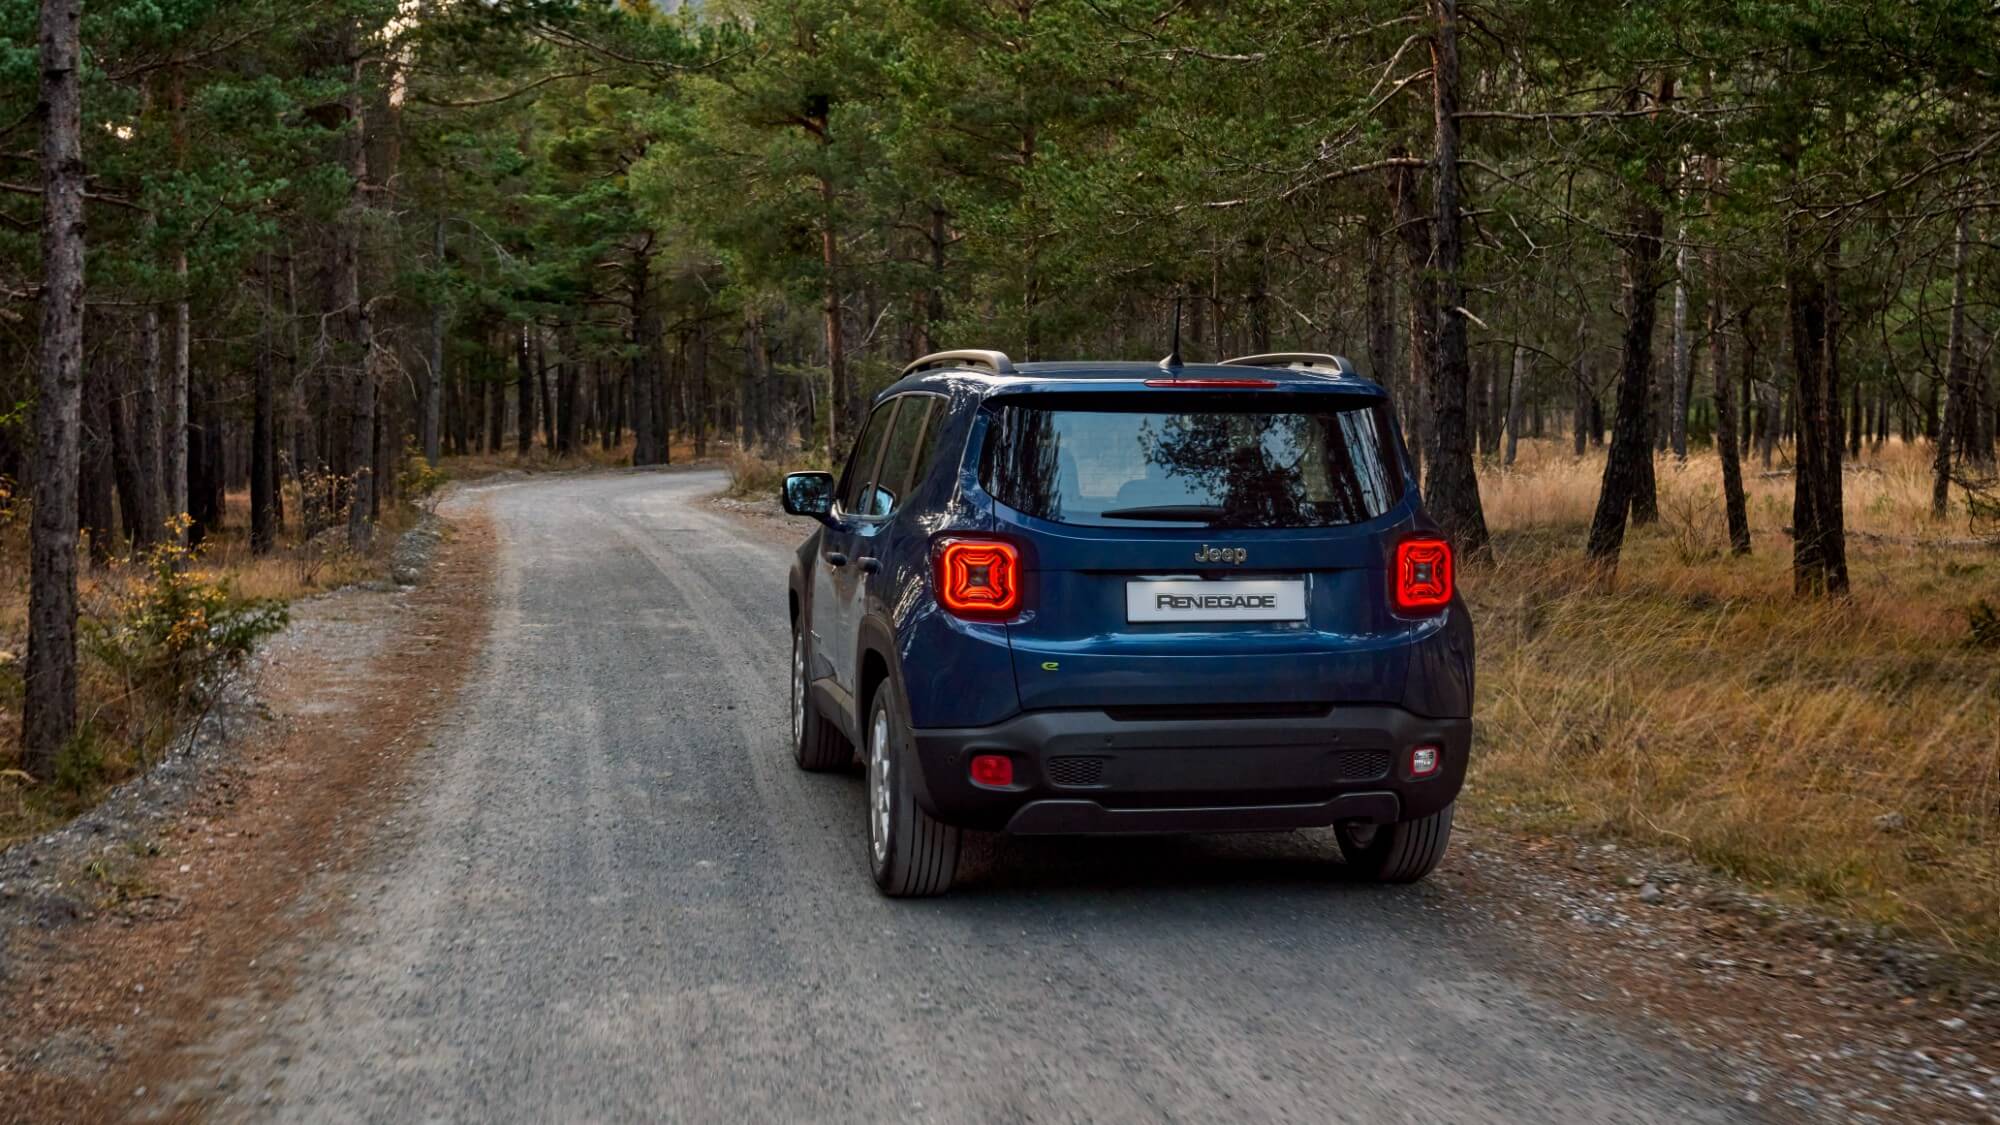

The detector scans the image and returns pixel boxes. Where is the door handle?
[858,557,882,575]
[826,552,849,567]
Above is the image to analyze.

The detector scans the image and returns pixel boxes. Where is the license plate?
[1126,579,1307,623]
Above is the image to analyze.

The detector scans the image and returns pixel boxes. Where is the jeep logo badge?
[1194,545,1247,565]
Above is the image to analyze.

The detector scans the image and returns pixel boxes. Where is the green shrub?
[87,526,289,708]
[398,437,449,510]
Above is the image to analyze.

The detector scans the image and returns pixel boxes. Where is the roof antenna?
[1159,295,1183,372]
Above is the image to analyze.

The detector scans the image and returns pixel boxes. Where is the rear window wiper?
[1097,504,1224,522]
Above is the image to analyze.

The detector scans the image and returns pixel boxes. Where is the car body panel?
[785,358,1475,831]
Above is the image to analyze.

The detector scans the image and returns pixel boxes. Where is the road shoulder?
[0,506,497,1123]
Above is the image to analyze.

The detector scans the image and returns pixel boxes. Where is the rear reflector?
[1409,744,1442,779]
[969,754,1014,787]
[1392,537,1454,613]
[1142,377,1277,389]
[934,538,1021,618]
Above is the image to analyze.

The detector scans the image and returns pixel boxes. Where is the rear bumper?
[910,706,1469,834]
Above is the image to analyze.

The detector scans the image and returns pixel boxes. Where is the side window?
[838,402,900,514]
[867,397,938,516]
[907,400,948,493]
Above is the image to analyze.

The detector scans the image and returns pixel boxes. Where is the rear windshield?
[978,394,1405,528]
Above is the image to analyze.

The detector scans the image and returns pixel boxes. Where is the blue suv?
[783,349,1473,896]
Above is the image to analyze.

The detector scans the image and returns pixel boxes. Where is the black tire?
[864,681,960,897]
[791,621,847,771]
[1336,802,1454,883]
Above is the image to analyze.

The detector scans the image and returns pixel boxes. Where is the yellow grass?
[1470,438,2000,959]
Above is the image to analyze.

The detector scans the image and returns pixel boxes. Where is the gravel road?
[202,469,1754,1123]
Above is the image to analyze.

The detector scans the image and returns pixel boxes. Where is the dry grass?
[1470,437,2000,960]
[722,448,824,500]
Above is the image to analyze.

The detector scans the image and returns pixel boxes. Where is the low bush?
[723,450,822,500]
[86,525,289,711]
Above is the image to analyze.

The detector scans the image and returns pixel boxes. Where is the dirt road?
[174,468,1755,1123]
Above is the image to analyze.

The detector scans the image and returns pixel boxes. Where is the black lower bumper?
[910,705,1469,834]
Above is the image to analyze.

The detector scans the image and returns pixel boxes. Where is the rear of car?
[787,355,1473,896]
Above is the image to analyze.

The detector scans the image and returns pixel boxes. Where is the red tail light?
[969,754,1014,787]
[1392,537,1454,614]
[934,538,1021,618]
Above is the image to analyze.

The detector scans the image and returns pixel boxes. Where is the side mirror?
[782,471,836,521]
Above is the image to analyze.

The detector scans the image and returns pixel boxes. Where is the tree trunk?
[1246,234,1272,354]
[1571,315,1590,456]
[79,353,116,567]
[1587,75,1675,563]
[423,212,445,465]
[1469,348,1491,458]
[538,336,555,453]
[1714,302,1750,556]
[339,39,377,550]
[106,352,145,549]
[924,204,947,355]
[1786,227,1849,596]
[186,376,224,543]
[557,346,579,457]
[1933,206,1972,517]
[483,376,500,453]
[1365,234,1396,392]
[1504,345,1525,466]
[516,324,535,456]
[692,322,709,459]
[819,172,850,466]
[133,306,164,547]
[23,0,86,774]
[1421,0,1489,556]
[1670,233,1691,459]
[629,247,665,466]
[168,253,190,534]
[252,265,277,554]
[1386,158,1433,487]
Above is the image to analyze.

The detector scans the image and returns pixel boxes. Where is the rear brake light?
[1392,537,1453,613]
[969,754,1014,787]
[934,538,1021,618]
[1143,377,1278,388]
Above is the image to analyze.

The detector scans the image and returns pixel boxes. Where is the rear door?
[811,402,898,709]
[849,392,941,638]
[980,387,1420,712]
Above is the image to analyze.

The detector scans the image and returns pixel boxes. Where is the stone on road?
[205,470,1746,1123]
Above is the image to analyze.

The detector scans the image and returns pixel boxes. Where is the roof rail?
[900,349,1017,378]
[1219,352,1355,376]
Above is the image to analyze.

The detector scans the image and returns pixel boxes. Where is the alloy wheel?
[790,631,806,748]
[868,705,892,866]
